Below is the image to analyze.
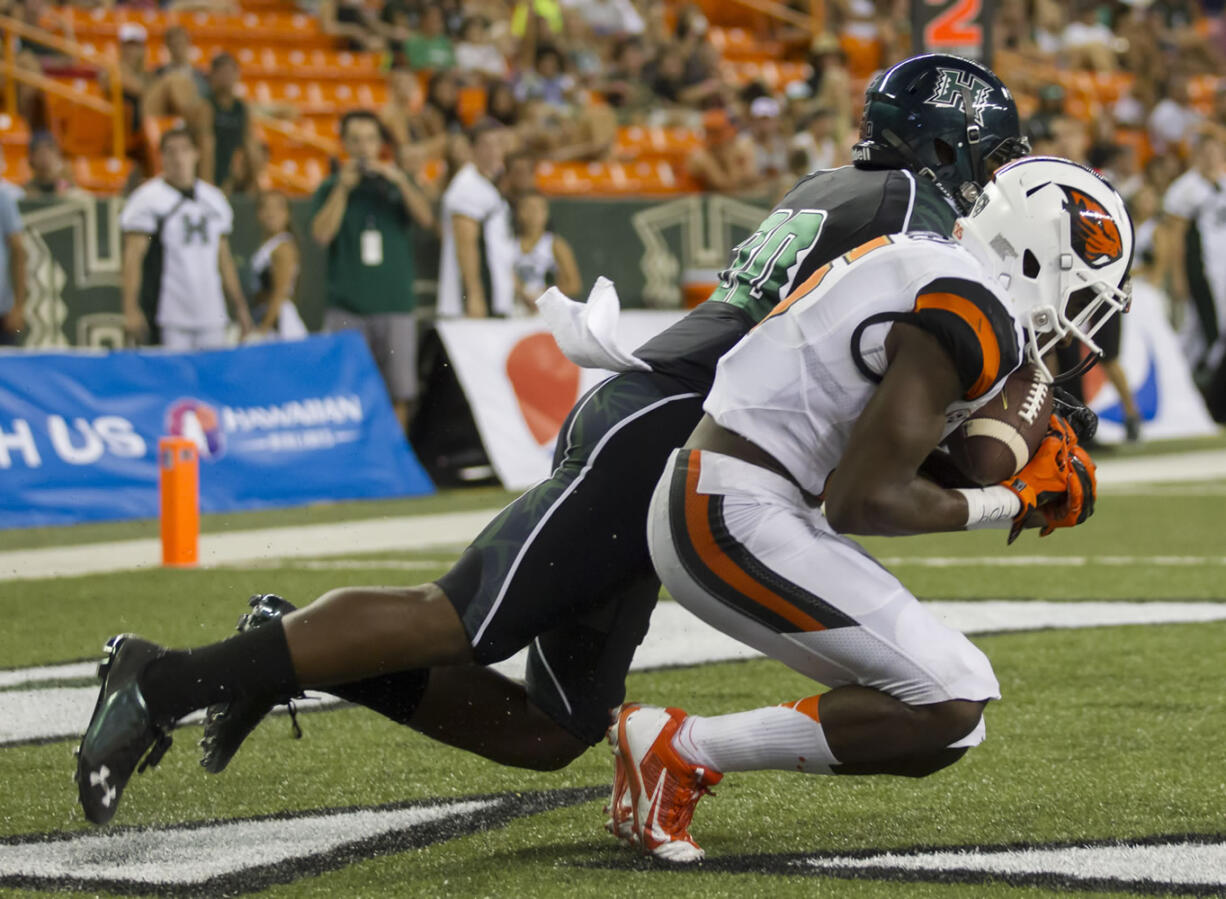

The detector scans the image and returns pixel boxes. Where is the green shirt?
[312,174,416,315]
[405,35,455,71]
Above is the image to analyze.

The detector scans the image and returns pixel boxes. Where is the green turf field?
[1,481,1224,897]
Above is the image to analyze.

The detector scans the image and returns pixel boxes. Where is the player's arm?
[452,213,487,318]
[121,231,152,340]
[217,235,254,333]
[824,323,984,536]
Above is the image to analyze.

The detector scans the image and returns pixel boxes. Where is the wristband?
[956,486,1021,530]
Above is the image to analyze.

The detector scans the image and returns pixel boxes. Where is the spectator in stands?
[221,140,270,196]
[602,37,654,123]
[792,107,843,174]
[1149,74,1203,154]
[418,71,464,154]
[24,133,82,200]
[1061,1,1120,71]
[558,8,604,85]
[195,54,256,188]
[143,26,207,122]
[510,191,580,314]
[310,110,435,427]
[405,5,456,71]
[98,23,152,156]
[514,44,574,109]
[485,79,522,129]
[438,119,515,318]
[501,149,537,199]
[247,190,307,340]
[319,0,384,51]
[569,0,645,39]
[510,0,564,40]
[455,16,508,81]
[804,33,852,139]
[380,67,426,149]
[119,127,252,350]
[397,139,440,208]
[745,96,789,180]
[0,184,26,346]
[686,108,757,193]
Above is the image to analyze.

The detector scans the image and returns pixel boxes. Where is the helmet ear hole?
[1022,249,1041,279]
[933,139,956,166]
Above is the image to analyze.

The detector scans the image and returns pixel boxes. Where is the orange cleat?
[614,704,721,862]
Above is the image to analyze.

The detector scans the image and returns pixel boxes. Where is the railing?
[722,0,824,36]
[253,113,339,157]
[0,14,125,158]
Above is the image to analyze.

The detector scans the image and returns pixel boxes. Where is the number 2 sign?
[912,0,994,64]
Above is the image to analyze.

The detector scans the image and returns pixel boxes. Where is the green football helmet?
[852,54,1029,213]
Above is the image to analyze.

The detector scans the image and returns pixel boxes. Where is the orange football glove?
[1001,415,1096,544]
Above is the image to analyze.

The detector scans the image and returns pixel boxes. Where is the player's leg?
[615,449,998,859]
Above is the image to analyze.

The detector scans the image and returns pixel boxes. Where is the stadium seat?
[0,114,31,148]
[614,125,704,163]
[72,156,132,193]
[45,78,117,157]
[708,27,782,63]
[57,8,333,49]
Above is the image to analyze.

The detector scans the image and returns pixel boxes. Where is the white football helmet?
[954,156,1133,381]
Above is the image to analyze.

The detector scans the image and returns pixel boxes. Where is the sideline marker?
[159,436,199,567]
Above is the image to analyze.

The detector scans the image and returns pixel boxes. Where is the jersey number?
[714,209,827,304]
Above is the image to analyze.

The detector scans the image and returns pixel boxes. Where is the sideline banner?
[1084,280,1218,443]
[436,312,683,489]
[0,333,433,529]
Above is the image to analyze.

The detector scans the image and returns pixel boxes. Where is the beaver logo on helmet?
[1060,185,1123,269]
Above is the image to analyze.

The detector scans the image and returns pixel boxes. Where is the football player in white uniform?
[612,157,1134,861]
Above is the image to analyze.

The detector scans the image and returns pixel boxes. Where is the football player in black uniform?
[75,54,1030,825]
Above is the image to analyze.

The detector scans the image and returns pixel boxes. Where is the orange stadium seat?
[238,80,388,115]
[457,86,488,127]
[58,8,332,49]
[536,160,699,196]
[72,157,132,193]
[721,60,811,91]
[615,125,704,163]
[45,78,117,157]
[0,114,31,147]
[839,35,882,79]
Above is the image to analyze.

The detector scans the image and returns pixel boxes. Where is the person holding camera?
[310,110,434,429]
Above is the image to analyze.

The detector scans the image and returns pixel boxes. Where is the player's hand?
[1000,415,1095,543]
[124,307,149,343]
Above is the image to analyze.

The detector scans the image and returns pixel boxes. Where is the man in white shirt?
[437,121,515,318]
[120,127,252,349]
[1161,130,1226,378]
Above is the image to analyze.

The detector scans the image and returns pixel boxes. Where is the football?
[943,363,1054,486]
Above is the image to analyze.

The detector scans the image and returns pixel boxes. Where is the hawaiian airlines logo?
[926,68,993,126]
[166,398,225,460]
[1060,186,1124,269]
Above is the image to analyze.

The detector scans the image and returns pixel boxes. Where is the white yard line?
[3,599,1224,747]
[0,449,1222,583]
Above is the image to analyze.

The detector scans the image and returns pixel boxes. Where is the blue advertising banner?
[0,333,434,529]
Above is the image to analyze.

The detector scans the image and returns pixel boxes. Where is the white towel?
[535,276,653,373]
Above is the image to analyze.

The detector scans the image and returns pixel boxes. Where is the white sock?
[672,703,840,775]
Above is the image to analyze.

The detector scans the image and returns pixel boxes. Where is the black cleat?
[199,593,300,774]
[74,635,173,825]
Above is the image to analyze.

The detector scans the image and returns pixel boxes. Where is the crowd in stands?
[2,0,1226,423]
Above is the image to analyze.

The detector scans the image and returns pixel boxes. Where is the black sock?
[327,669,429,727]
[140,620,300,724]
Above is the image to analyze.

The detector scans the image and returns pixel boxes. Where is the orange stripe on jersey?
[780,694,822,722]
[914,291,1002,399]
[841,234,894,264]
[682,460,827,633]
[758,262,831,327]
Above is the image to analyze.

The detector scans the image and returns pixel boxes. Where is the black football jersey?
[633,166,959,390]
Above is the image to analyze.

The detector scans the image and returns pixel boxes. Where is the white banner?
[1085,279,1218,443]
[436,311,684,489]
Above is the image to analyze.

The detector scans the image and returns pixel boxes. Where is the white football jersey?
[119,177,232,330]
[705,232,1025,498]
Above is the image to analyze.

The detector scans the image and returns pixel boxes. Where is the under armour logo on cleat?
[90,766,117,807]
